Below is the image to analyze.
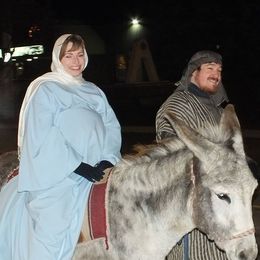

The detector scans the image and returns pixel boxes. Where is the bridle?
[216,228,255,242]
[189,158,255,242]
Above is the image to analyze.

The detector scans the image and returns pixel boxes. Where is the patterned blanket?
[79,172,110,249]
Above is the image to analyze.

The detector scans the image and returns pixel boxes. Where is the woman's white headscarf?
[17,34,89,158]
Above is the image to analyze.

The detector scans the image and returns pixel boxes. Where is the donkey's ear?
[219,104,245,157]
[164,112,215,161]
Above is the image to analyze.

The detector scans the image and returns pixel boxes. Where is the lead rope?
[216,228,255,242]
[184,159,195,260]
[190,158,195,210]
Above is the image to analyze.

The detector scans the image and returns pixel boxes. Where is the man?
[156,50,229,141]
[156,50,229,260]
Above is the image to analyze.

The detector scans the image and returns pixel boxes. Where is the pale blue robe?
[0,81,121,260]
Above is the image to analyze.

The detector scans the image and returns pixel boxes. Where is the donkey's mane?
[122,123,230,166]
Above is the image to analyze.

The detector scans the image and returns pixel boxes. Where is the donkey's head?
[166,104,258,260]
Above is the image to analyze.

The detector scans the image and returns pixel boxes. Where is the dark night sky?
[2,0,260,47]
[2,0,260,80]
[4,1,260,58]
[51,0,260,127]
[51,1,156,24]
[50,0,260,68]
[51,1,260,59]
[1,0,260,124]
[52,1,260,27]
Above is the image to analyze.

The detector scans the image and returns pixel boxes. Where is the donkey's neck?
[156,152,196,242]
[118,149,195,207]
[115,149,196,245]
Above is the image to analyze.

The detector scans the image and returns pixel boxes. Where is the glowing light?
[131,18,141,26]
[0,45,44,59]
[3,52,11,62]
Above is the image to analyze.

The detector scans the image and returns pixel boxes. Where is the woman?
[0,34,121,259]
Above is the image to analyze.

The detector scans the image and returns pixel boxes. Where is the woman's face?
[60,42,85,77]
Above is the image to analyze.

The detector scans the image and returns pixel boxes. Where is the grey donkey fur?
[0,105,258,260]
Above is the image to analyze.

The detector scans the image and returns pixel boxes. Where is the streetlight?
[131,18,140,26]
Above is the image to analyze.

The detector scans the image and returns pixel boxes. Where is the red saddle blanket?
[88,181,108,242]
[79,173,111,249]
[7,167,19,183]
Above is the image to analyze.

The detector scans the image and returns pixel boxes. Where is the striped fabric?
[156,90,228,260]
[166,230,227,260]
[156,91,222,141]
[189,230,227,260]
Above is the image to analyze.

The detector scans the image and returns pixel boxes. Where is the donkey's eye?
[216,193,231,204]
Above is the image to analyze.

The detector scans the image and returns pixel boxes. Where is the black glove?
[95,160,114,172]
[74,160,114,182]
[74,162,105,182]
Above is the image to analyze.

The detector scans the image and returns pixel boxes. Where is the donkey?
[0,105,258,260]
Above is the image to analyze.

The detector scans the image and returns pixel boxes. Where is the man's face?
[191,62,222,94]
